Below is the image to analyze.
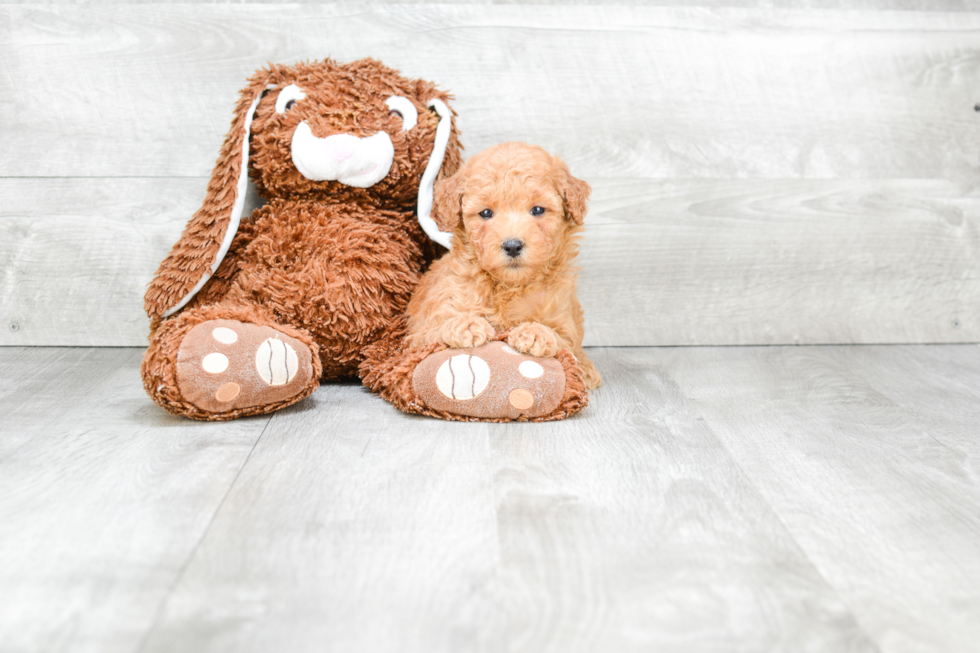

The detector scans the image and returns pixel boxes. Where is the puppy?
[406,142,601,390]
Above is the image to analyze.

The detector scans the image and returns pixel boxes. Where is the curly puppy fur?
[406,142,601,390]
[142,58,462,419]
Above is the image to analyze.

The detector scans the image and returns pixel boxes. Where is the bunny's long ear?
[415,98,460,250]
[144,74,272,320]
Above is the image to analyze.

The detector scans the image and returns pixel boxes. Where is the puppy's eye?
[531,206,545,216]
[285,100,297,111]
[479,209,494,219]
[389,109,403,119]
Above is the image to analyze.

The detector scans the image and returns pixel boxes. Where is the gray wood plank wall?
[9,0,980,9]
[2,4,979,346]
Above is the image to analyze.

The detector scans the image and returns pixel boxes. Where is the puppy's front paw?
[441,315,496,349]
[508,322,560,358]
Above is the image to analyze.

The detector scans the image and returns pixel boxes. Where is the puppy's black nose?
[502,239,525,258]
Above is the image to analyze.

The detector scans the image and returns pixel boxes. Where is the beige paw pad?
[255,338,299,386]
[413,341,566,419]
[202,352,229,374]
[176,319,315,414]
[518,361,543,378]
[215,382,241,402]
[436,354,491,400]
[508,389,534,410]
[212,327,238,344]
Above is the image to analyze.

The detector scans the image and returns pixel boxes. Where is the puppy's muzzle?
[502,239,525,258]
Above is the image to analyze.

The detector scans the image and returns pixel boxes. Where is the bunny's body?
[141,59,461,420]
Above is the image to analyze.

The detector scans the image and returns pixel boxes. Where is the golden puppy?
[406,142,601,389]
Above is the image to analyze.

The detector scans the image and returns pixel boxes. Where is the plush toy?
[141,58,463,420]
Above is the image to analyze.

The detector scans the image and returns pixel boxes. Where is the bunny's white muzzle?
[291,122,394,188]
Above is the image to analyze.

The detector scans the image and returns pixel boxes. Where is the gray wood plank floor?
[1,344,978,652]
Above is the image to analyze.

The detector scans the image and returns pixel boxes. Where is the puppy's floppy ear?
[555,157,591,226]
[432,168,466,234]
[144,69,272,321]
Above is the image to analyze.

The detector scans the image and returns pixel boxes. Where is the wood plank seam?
[133,416,275,653]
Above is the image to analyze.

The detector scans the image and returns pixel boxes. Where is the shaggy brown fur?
[359,142,597,422]
[142,58,463,420]
[407,142,601,389]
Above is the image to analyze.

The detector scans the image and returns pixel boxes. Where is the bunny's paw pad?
[176,319,315,413]
[412,341,565,419]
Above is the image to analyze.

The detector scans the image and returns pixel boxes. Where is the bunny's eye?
[479,209,494,219]
[275,84,306,114]
[384,96,418,131]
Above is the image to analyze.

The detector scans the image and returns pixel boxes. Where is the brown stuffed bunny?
[142,58,462,420]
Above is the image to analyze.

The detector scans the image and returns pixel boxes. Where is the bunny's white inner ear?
[162,84,274,318]
[416,98,454,250]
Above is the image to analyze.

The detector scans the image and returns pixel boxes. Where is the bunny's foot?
[175,319,317,415]
[412,341,568,420]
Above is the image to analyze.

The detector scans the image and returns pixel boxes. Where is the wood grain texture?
[0,177,226,347]
[3,344,979,651]
[4,5,980,181]
[139,383,502,653]
[3,177,978,347]
[0,347,273,653]
[4,4,980,348]
[11,0,980,8]
[138,348,875,653]
[581,177,980,346]
[663,344,980,652]
[480,349,875,653]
